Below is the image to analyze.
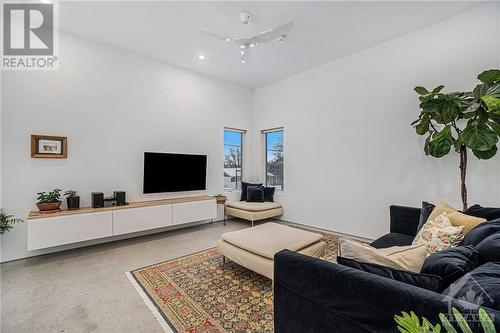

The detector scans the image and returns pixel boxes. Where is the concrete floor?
[1,220,250,333]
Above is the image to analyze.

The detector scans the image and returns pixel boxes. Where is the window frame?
[223,127,245,191]
[263,127,284,191]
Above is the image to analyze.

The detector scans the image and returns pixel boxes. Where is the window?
[224,128,244,190]
[264,128,284,191]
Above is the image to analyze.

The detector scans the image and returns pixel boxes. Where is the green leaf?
[441,102,459,123]
[395,312,422,333]
[473,145,498,159]
[478,69,500,85]
[461,121,498,151]
[481,96,500,112]
[489,121,500,136]
[427,126,454,158]
[463,102,481,114]
[432,85,445,94]
[478,109,490,123]
[439,313,457,333]
[424,134,432,155]
[490,113,500,123]
[485,83,500,97]
[452,309,473,333]
[415,117,430,135]
[415,86,430,96]
[421,99,443,113]
[478,308,496,333]
[474,84,489,101]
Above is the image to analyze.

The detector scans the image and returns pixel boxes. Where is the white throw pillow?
[339,239,428,272]
[412,212,464,254]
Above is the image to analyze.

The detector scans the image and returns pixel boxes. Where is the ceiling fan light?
[240,49,250,64]
[197,54,206,61]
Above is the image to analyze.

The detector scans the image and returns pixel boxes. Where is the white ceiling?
[59,1,486,88]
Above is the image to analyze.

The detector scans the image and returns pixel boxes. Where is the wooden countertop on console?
[28,195,215,220]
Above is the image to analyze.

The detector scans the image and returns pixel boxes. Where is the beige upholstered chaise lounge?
[225,201,283,226]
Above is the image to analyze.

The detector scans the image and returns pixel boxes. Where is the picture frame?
[31,135,67,158]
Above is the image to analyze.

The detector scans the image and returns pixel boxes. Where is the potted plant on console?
[215,193,227,205]
[36,189,62,212]
[64,190,80,210]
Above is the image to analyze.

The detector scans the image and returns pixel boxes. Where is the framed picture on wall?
[31,135,67,158]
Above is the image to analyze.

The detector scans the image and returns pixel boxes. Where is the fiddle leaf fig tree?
[413,69,500,211]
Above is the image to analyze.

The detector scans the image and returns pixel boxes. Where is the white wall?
[1,33,253,262]
[253,4,500,239]
[2,4,499,262]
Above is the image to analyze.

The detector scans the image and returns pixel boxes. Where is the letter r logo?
[3,3,53,56]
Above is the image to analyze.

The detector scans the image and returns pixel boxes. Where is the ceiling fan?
[196,11,293,64]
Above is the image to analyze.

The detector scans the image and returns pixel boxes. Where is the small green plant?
[36,189,62,203]
[64,190,79,198]
[395,307,496,333]
[0,210,24,234]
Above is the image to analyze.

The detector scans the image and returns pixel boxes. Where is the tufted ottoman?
[217,222,326,279]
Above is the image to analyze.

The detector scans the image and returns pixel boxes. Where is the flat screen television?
[143,152,207,194]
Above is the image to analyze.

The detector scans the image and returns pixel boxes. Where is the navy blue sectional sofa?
[274,205,500,333]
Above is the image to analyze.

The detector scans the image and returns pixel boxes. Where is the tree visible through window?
[224,129,243,190]
[265,129,284,190]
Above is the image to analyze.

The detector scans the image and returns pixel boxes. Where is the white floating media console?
[27,195,217,251]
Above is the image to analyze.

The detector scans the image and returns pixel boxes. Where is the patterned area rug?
[129,226,340,333]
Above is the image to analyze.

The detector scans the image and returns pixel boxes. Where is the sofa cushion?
[339,239,428,272]
[370,233,414,249]
[263,187,275,202]
[221,223,323,260]
[447,211,486,236]
[226,201,282,212]
[466,204,500,221]
[442,262,500,311]
[417,201,435,232]
[425,201,485,236]
[461,219,500,246]
[427,201,457,221]
[240,181,263,201]
[247,186,264,202]
[412,213,464,254]
[475,233,500,265]
[337,256,443,292]
[420,245,478,290]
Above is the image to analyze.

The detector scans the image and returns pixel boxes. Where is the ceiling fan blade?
[252,22,293,44]
[196,27,234,42]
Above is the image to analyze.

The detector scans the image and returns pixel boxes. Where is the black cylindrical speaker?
[114,191,126,206]
[91,192,104,208]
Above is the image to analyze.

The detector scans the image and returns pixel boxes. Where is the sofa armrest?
[390,205,421,237]
[274,250,500,333]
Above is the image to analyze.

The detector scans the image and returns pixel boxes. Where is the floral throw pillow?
[412,213,465,254]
